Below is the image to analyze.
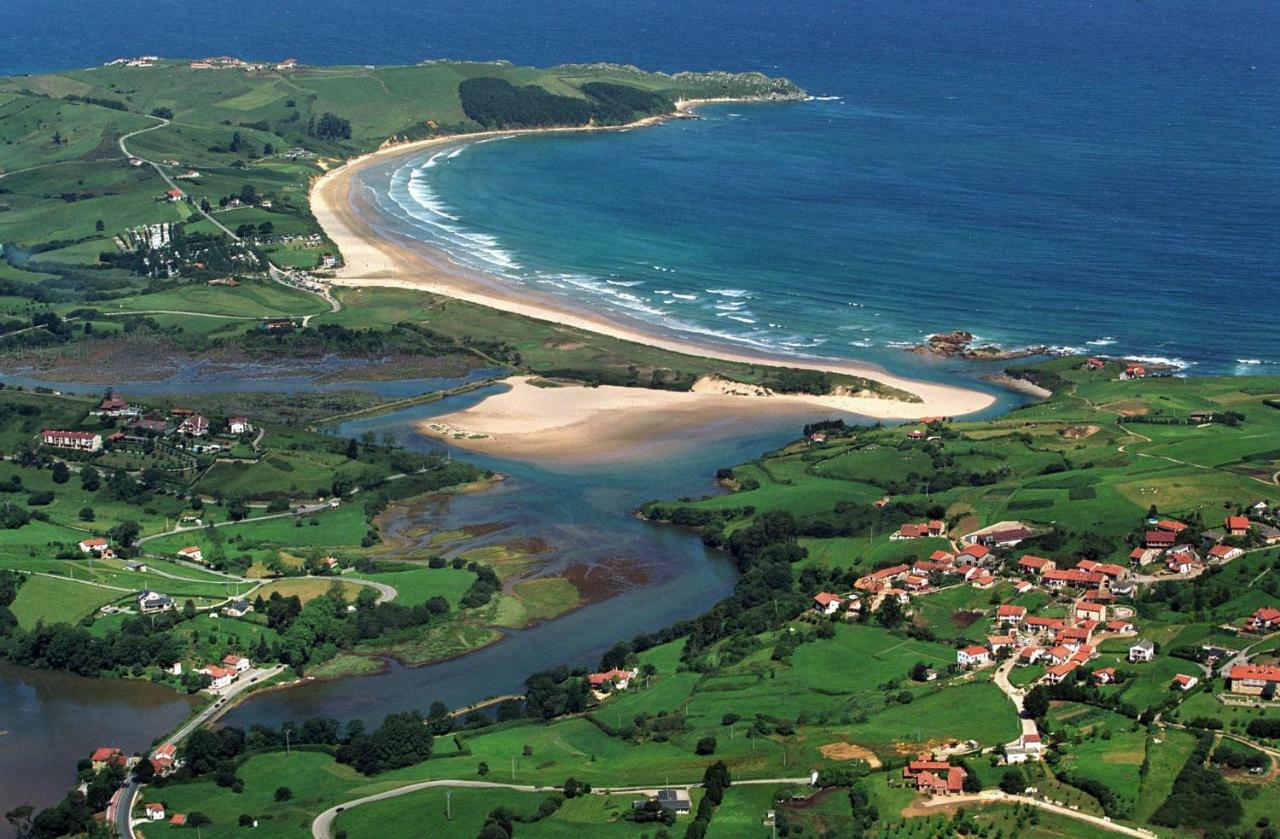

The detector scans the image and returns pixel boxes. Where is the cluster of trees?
[237,321,518,367]
[335,710,435,774]
[4,766,123,838]
[475,795,565,839]
[684,761,731,839]
[1150,733,1242,829]
[459,78,673,130]
[309,112,352,141]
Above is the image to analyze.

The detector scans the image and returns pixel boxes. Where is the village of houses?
[799,509,1280,796]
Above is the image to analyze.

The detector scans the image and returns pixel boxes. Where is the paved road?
[911,791,1159,838]
[311,776,813,838]
[115,665,285,838]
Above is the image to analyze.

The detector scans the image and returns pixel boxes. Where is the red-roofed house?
[1106,619,1135,634]
[1145,530,1176,549]
[1042,568,1106,590]
[855,564,909,592]
[588,668,637,690]
[1093,667,1117,685]
[1045,661,1079,684]
[144,803,166,820]
[1073,600,1107,623]
[1245,607,1280,633]
[996,605,1027,625]
[1156,520,1188,534]
[903,755,966,795]
[987,635,1016,654]
[1018,555,1055,576]
[198,665,237,690]
[222,654,250,673]
[170,814,187,826]
[1173,674,1199,691]
[90,747,125,771]
[1018,646,1045,665]
[957,646,991,668]
[928,520,947,537]
[41,429,103,451]
[813,592,843,616]
[228,417,253,434]
[1208,545,1244,563]
[1226,516,1251,537]
[959,544,991,562]
[177,545,203,563]
[1228,664,1280,696]
[893,523,930,540]
[78,537,110,557]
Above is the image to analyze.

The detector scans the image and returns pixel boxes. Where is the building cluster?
[197,654,252,690]
[187,56,298,71]
[41,394,254,458]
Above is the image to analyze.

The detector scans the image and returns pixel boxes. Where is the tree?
[5,804,34,839]
[107,520,140,549]
[94,219,105,232]
[187,812,212,827]
[274,787,292,802]
[79,466,100,492]
[877,594,905,628]
[695,736,717,756]
[50,462,70,484]
[702,761,731,805]
[999,769,1024,794]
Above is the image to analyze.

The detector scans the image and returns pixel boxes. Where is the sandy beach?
[309,101,1001,458]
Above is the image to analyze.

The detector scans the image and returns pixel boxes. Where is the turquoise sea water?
[8,0,1278,376]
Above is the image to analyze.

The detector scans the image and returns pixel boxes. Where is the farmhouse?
[987,635,1016,654]
[855,564,909,592]
[78,537,109,557]
[903,755,966,795]
[1145,530,1176,549]
[1173,674,1199,691]
[1208,545,1243,563]
[1073,600,1107,623]
[1227,664,1280,697]
[893,523,930,540]
[1042,568,1106,590]
[96,395,138,418]
[1155,519,1188,534]
[150,743,178,777]
[176,546,204,563]
[588,668,638,690]
[41,429,102,451]
[813,592,843,616]
[1106,619,1135,634]
[228,416,253,434]
[1244,607,1280,633]
[222,654,251,673]
[1093,667,1117,685]
[1017,555,1055,576]
[144,803,166,821]
[1225,515,1251,537]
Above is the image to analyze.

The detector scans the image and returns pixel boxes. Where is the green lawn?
[9,574,123,628]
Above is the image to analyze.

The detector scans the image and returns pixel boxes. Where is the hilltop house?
[138,590,175,614]
[813,592,844,616]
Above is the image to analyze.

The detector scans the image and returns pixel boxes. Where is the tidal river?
[0,371,1019,825]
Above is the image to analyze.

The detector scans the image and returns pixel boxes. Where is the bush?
[274,787,292,802]
[695,736,717,755]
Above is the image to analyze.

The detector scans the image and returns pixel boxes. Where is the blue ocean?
[5,0,1279,375]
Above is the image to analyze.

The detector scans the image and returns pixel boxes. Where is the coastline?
[309,99,1000,456]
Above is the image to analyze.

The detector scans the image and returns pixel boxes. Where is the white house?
[198,664,236,690]
[228,416,253,435]
[144,803,166,821]
[1173,674,1199,691]
[222,654,251,673]
[1004,732,1043,764]
[78,537,110,557]
[957,646,991,668]
[138,590,175,614]
[177,546,204,563]
[1129,639,1156,663]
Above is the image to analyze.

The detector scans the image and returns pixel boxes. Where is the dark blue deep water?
[7,0,1280,374]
